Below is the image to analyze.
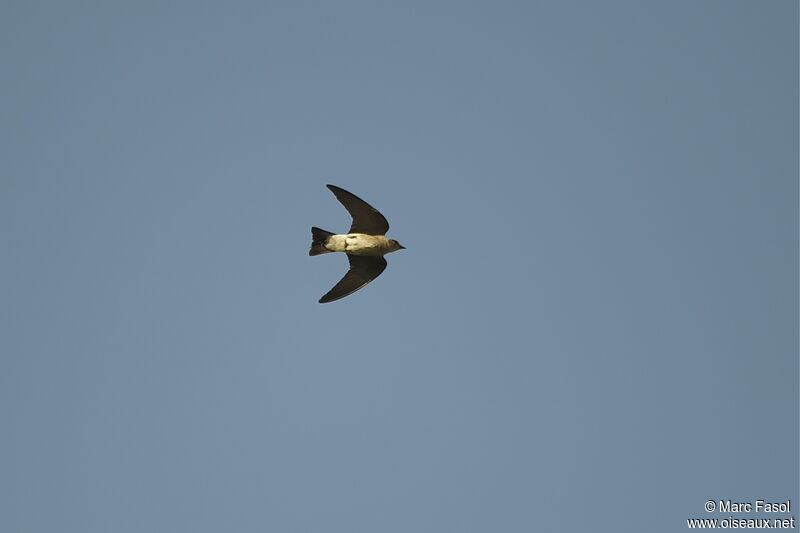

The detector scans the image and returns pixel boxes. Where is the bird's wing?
[327,184,390,235]
[319,255,388,303]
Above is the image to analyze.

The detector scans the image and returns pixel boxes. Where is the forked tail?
[309,227,334,256]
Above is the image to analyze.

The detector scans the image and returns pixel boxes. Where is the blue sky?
[1,2,797,532]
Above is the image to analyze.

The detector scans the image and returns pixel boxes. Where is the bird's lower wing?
[319,255,388,303]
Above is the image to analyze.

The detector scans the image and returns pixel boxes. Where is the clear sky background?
[1,2,797,532]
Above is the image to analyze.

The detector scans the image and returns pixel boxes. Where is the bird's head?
[387,239,405,253]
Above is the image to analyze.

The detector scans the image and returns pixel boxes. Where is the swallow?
[309,184,405,303]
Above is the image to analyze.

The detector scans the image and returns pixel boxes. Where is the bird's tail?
[309,227,335,256]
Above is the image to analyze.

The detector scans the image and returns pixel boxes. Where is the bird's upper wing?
[319,254,388,303]
[327,184,389,235]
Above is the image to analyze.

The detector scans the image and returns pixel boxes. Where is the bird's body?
[322,233,400,256]
[309,185,404,303]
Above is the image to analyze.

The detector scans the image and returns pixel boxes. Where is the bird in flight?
[309,185,405,303]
